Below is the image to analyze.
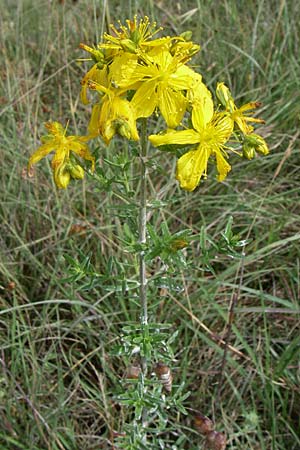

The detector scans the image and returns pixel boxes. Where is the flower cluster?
[29,16,269,190]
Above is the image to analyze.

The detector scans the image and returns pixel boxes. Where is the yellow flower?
[149,102,234,191]
[111,49,197,128]
[29,122,95,188]
[216,82,265,134]
[87,81,139,144]
[99,16,171,54]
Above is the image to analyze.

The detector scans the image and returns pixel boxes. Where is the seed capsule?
[68,163,84,180]
[205,431,227,450]
[194,413,214,435]
[154,362,173,393]
[125,365,141,379]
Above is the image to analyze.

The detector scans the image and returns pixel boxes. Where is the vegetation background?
[1,0,300,449]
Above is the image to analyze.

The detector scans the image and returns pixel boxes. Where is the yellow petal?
[70,142,95,171]
[210,113,234,144]
[192,97,214,132]
[149,129,200,147]
[131,80,158,118]
[150,49,173,71]
[44,121,65,136]
[233,115,252,134]
[190,81,214,130]
[216,82,233,108]
[176,146,211,191]
[28,143,55,168]
[126,112,139,141]
[109,53,139,88]
[88,103,101,136]
[80,65,107,105]
[159,87,187,128]
[169,64,196,90]
[143,36,173,50]
[80,65,98,105]
[239,101,261,112]
[51,146,68,169]
[214,150,231,181]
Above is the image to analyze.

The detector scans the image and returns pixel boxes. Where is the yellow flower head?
[149,100,234,191]
[99,16,171,55]
[29,122,95,188]
[216,82,265,135]
[111,49,197,127]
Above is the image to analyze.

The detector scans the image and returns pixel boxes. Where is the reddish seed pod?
[194,413,214,435]
[205,431,227,450]
[125,365,141,379]
[6,281,16,291]
[154,362,173,393]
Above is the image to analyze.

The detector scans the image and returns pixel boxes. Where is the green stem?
[139,118,148,426]
[139,119,148,330]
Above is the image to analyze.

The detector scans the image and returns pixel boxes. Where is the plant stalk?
[139,118,148,349]
[139,118,148,427]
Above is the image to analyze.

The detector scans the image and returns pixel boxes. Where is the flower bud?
[194,413,214,435]
[242,133,269,159]
[79,43,105,64]
[205,431,227,450]
[54,164,70,189]
[251,134,269,155]
[69,163,85,180]
[113,116,139,141]
[126,365,141,379]
[242,142,256,160]
[120,38,137,53]
[216,83,232,108]
[115,120,132,140]
[180,30,193,41]
[154,362,173,393]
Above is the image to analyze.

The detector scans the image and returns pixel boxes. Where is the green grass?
[1,0,300,449]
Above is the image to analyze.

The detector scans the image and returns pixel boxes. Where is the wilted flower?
[28,122,94,188]
[87,80,139,144]
[216,82,265,135]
